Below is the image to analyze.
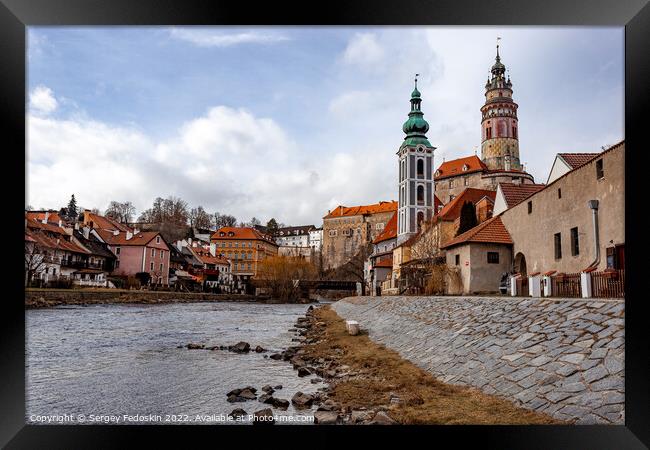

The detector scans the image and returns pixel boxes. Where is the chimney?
[133,228,140,235]
[58,220,63,228]
[42,211,49,224]
[113,230,120,236]
[74,222,80,231]
[83,227,90,240]
[210,242,216,257]
[126,231,133,240]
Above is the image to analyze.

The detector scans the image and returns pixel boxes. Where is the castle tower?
[481,43,522,171]
[397,75,436,245]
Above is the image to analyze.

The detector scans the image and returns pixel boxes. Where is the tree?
[213,212,237,229]
[456,201,478,236]
[250,217,261,226]
[189,206,212,229]
[334,241,373,295]
[66,195,78,220]
[24,240,47,286]
[138,196,189,226]
[256,256,317,302]
[105,201,136,223]
[266,218,279,235]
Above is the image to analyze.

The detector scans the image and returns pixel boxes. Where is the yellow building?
[210,227,278,282]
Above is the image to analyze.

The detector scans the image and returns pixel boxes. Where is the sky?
[27,26,624,226]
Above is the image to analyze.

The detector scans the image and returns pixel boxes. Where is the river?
[26,301,322,425]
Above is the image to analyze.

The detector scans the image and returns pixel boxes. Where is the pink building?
[96,229,171,285]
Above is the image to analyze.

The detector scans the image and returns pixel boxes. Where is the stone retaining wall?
[332,295,624,424]
[25,289,261,308]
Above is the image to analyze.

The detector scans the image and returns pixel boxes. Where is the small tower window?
[596,159,604,179]
[417,159,424,178]
[417,185,424,205]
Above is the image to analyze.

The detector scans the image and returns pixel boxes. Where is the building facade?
[500,142,625,276]
[397,76,436,245]
[210,227,279,283]
[322,201,397,269]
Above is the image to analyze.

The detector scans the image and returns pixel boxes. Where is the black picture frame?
[2,0,648,448]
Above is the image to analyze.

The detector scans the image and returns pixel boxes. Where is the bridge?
[251,279,358,297]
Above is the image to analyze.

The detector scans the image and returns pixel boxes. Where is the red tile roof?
[323,201,397,219]
[211,227,278,245]
[84,211,132,232]
[436,188,497,221]
[434,155,488,180]
[192,249,230,266]
[558,153,600,169]
[96,229,162,247]
[373,211,397,244]
[25,229,90,254]
[498,182,546,209]
[26,211,65,224]
[441,216,513,249]
[374,256,394,268]
[25,217,67,235]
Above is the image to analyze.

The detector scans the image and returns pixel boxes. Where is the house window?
[596,159,604,179]
[558,188,562,199]
[487,252,499,264]
[455,254,460,266]
[571,227,579,256]
[156,236,160,244]
[116,247,121,255]
[151,248,155,257]
[160,250,164,259]
[448,179,453,188]
[527,201,532,214]
[160,263,163,271]
[554,233,562,259]
[329,230,337,237]
[512,126,517,139]
[115,260,120,268]
[464,177,469,186]
[150,262,154,270]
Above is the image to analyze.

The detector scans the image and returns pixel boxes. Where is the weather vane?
[414,73,419,89]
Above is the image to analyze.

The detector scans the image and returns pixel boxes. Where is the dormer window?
[462,164,469,172]
[434,170,441,177]
[219,232,225,237]
[228,232,234,237]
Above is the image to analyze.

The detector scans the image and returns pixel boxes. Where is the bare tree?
[189,206,212,229]
[213,212,237,229]
[334,241,373,294]
[25,240,47,286]
[105,201,136,223]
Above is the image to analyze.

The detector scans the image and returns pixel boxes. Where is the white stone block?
[510,276,517,296]
[529,275,541,297]
[581,272,592,298]
[346,320,359,336]
[542,276,552,297]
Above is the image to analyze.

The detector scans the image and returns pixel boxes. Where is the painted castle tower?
[397,75,436,245]
[480,43,522,171]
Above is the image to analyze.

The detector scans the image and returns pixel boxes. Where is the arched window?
[417,159,424,178]
[417,185,424,205]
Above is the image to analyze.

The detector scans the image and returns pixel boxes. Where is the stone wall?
[332,295,624,424]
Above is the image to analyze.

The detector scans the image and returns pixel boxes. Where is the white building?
[309,227,323,251]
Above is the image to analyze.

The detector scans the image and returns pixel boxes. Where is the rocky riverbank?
[25,288,314,309]
[254,304,559,425]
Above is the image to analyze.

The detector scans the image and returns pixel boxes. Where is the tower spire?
[496,36,501,61]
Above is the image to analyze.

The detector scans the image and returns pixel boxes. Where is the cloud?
[341,33,384,67]
[169,28,290,47]
[29,85,58,114]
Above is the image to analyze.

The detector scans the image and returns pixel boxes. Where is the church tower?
[397,75,435,245]
[480,43,522,171]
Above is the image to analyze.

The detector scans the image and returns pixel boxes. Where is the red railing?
[591,269,625,298]
[551,273,582,298]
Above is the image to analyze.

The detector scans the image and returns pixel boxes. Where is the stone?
[368,411,397,425]
[314,410,340,425]
[603,356,624,374]
[508,366,536,382]
[545,391,572,403]
[298,367,312,377]
[238,388,257,400]
[228,408,247,419]
[502,353,525,362]
[602,390,624,405]
[559,353,585,364]
[574,338,594,349]
[254,345,266,353]
[274,385,283,390]
[291,391,314,408]
[558,382,587,393]
[318,399,340,411]
[583,365,609,383]
[252,408,275,425]
[262,385,275,394]
[186,343,205,349]
[258,394,272,403]
[230,342,250,353]
[227,389,242,397]
[588,347,609,359]
[351,410,374,423]
[591,376,623,392]
[269,353,283,360]
[311,378,322,384]
[271,397,290,410]
[529,355,552,367]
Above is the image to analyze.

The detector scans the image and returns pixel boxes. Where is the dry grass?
[303,306,562,425]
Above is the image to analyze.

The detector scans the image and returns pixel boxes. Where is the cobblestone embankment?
[331,296,624,424]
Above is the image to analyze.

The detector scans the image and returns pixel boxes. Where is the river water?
[26,302,323,425]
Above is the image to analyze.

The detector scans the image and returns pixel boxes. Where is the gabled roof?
[25,217,67,235]
[96,229,163,247]
[323,201,397,219]
[373,211,397,244]
[436,188,497,221]
[441,216,513,249]
[26,211,65,224]
[191,248,230,266]
[73,230,116,259]
[498,182,546,209]
[557,153,600,169]
[25,229,90,254]
[434,155,488,180]
[84,211,132,232]
[211,227,278,245]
